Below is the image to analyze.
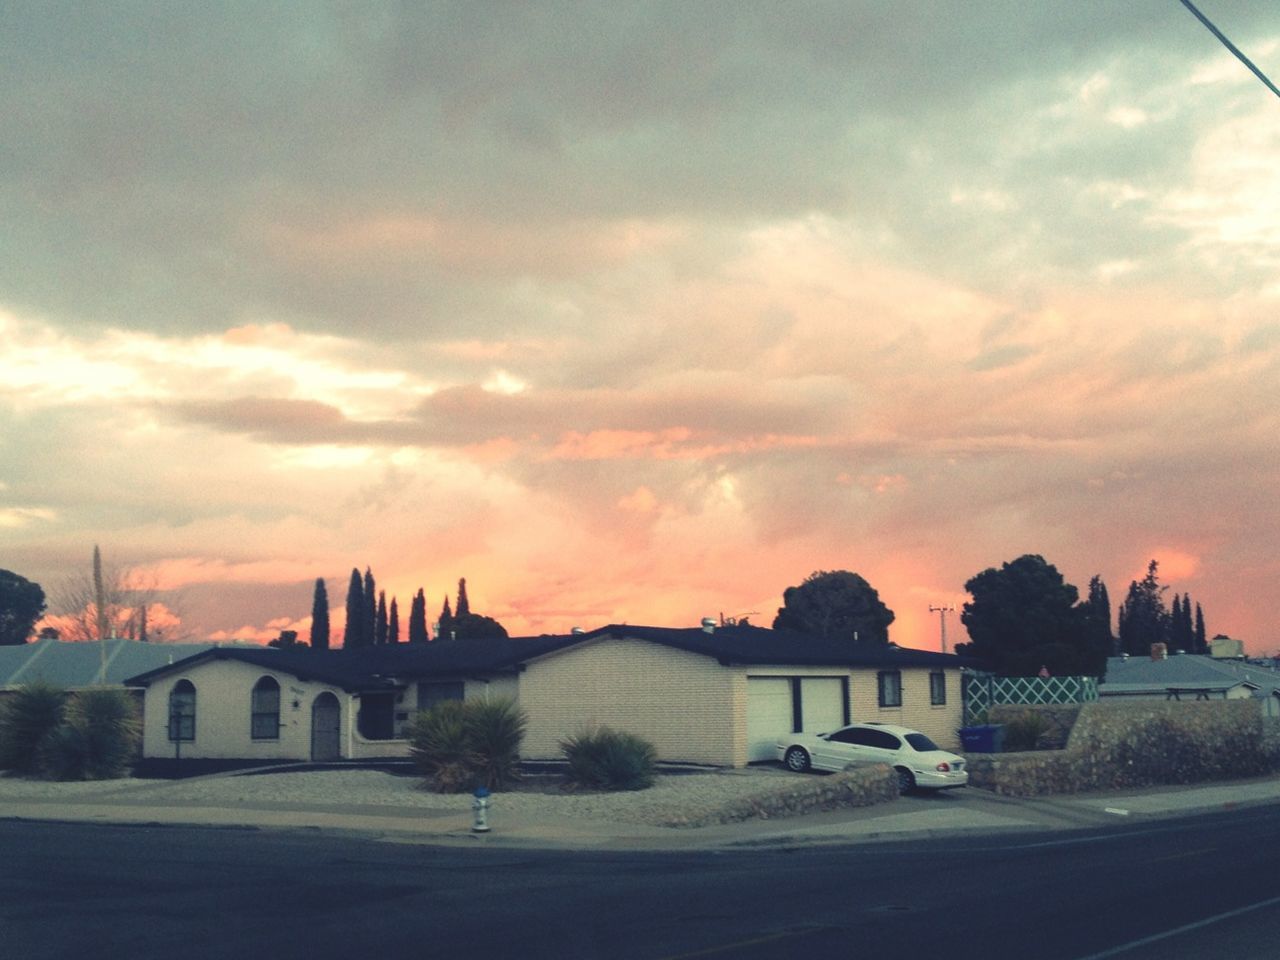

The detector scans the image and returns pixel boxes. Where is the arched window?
[168,680,196,742]
[251,676,281,740]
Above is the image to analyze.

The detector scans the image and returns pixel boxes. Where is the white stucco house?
[125,623,971,767]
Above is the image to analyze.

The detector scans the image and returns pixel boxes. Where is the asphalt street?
[4,804,1279,960]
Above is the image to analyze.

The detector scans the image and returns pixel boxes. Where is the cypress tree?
[362,568,376,647]
[1170,595,1185,652]
[1195,603,1207,653]
[456,577,471,618]
[439,595,454,641]
[342,568,363,648]
[389,597,400,645]
[375,591,388,645]
[310,578,330,650]
[409,589,428,644]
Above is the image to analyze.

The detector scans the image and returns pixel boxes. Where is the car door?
[812,726,868,770]
[858,728,903,767]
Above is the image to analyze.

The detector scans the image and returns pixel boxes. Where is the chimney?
[1150,642,1168,661]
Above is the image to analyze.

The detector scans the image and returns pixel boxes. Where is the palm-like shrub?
[405,700,476,793]
[0,682,67,773]
[561,727,658,791]
[38,688,141,781]
[1003,710,1051,752]
[405,697,528,793]
[463,697,527,792]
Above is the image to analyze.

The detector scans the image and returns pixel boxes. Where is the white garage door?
[746,677,794,762]
[799,678,845,734]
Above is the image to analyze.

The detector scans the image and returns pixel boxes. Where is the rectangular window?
[877,670,903,708]
[930,671,947,706]
[417,681,465,712]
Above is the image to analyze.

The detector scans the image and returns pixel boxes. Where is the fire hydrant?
[471,786,491,833]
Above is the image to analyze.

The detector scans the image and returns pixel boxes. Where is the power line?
[1179,0,1280,101]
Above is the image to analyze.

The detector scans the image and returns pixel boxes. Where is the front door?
[311,692,341,761]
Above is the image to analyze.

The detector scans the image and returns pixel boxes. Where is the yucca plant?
[38,687,141,781]
[405,697,528,793]
[405,700,479,793]
[0,681,67,773]
[561,726,658,791]
[463,697,527,792]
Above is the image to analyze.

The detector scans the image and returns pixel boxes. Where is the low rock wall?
[662,764,899,827]
[988,704,1080,750]
[968,699,1273,797]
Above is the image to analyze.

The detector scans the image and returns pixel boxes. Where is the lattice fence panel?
[963,675,1098,726]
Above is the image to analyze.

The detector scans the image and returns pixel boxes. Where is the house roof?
[583,624,974,669]
[123,624,970,690]
[0,638,217,690]
[1101,654,1280,697]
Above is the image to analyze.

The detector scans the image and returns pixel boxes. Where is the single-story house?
[1100,653,1280,717]
[125,623,972,767]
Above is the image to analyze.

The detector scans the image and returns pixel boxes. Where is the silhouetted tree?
[0,569,46,646]
[388,597,400,645]
[342,568,363,648]
[362,568,376,647]
[956,555,1106,677]
[772,570,894,645]
[1118,560,1168,656]
[1195,603,1207,653]
[408,589,429,644]
[310,578,330,650]
[456,578,471,619]
[269,629,307,649]
[375,591,388,646]
[1082,575,1114,656]
[439,595,454,640]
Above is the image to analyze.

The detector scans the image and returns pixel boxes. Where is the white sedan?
[776,721,968,793]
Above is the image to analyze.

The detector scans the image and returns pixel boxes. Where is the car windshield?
[905,733,939,752]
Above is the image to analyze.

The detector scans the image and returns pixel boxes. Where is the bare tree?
[53,546,185,642]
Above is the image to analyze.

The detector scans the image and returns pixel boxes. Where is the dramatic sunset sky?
[2,3,1278,652]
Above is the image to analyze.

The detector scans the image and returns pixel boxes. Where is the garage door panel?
[746,678,793,762]
[800,678,845,734]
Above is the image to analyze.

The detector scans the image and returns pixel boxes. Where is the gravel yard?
[0,765,810,827]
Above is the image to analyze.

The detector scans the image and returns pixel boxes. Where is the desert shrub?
[405,697,527,793]
[37,688,141,781]
[1003,710,1051,752]
[405,700,476,793]
[0,682,67,773]
[463,697,527,792]
[560,727,657,791]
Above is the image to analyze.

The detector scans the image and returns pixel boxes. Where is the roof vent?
[570,627,584,635]
[1150,642,1168,661]
[701,617,716,634]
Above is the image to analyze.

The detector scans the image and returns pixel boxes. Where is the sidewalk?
[5,774,1279,850]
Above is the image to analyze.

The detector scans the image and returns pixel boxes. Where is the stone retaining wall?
[968,699,1273,797]
[988,704,1080,750]
[661,764,900,827]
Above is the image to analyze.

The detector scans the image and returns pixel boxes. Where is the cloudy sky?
[2,2,1278,652]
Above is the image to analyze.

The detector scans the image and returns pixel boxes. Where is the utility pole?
[929,604,956,654]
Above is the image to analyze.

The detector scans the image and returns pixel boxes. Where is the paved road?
[4,806,1279,960]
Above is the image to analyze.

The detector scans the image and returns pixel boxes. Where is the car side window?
[827,728,863,744]
[865,730,901,751]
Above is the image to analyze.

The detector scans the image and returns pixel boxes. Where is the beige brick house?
[127,624,969,767]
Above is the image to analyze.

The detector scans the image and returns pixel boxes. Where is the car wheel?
[895,767,915,794]
[784,746,811,772]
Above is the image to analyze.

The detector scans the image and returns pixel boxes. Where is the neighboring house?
[125,623,971,767]
[0,637,216,695]
[1100,653,1280,717]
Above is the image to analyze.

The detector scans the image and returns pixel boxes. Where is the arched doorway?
[311,692,341,761]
